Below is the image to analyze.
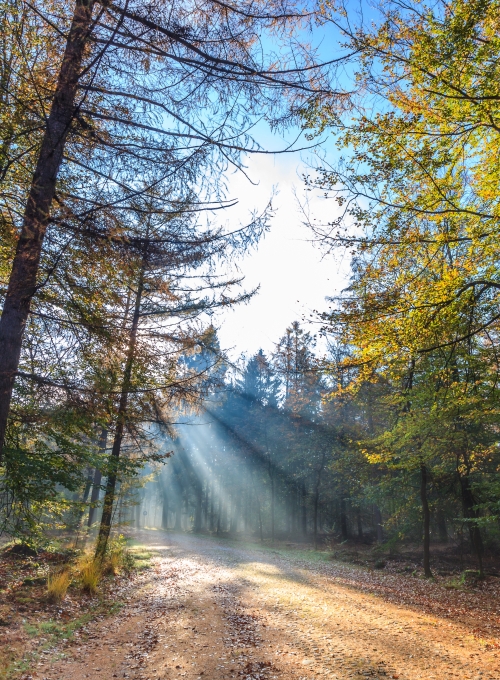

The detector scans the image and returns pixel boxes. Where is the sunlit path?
[34,531,498,680]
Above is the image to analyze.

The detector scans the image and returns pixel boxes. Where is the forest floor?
[14,530,500,680]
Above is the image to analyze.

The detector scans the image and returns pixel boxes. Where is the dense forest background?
[0,0,499,580]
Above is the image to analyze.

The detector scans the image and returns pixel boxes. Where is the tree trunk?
[270,474,275,544]
[72,467,93,530]
[216,492,221,534]
[194,483,202,533]
[249,473,263,542]
[256,487,263,543]
[135,492,142,529]
[230,492,239,534]
[356,508,363,540]
[373,504,384,543]
[436,508,448,543]
[460,474,484,578]
[420,464,433,577]
[301,481,307,537]
[209,480,215,531]
[340,496,348,541]
[160,479,169,530]
[0,0,95,459]
[242,485,248,533]
[174,493,183,531]
[95,262,145,561]
[313,450,326,549]
[184,492,189,531]
[313,486,320,549]
[203,482,209,530]
[88,428,106,526]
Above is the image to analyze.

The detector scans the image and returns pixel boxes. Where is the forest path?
[34,531,498,680]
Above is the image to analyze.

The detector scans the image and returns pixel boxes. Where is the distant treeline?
[126,321,499,579]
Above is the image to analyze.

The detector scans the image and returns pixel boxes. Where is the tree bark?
[88,428,106,526]
[160,478,169,530]
[0,0,95,459]
[95,261,145,560]
[356,508,363,540]
[209,480,215,531]
[340,495,348,541]
[313,449,326,549]
[460,474,484,578]
[436,508,448,543]
[301,481,307,537]
[420,464,433,577]
[135,490,142,529]
[313,487,320,549]
[270,473,275,544]
[194,479,203,533]
[72,467,93,529]
[85,468,99,527]
[373,504,384,543]
[230,492,239,534]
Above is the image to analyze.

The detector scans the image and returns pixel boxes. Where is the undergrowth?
[46,568,71,603]
[0,535,153,679]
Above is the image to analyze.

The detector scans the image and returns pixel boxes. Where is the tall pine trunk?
[0,0,95,459]
[95,261,145,560]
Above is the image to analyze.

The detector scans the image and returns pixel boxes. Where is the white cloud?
[215,152,350,359]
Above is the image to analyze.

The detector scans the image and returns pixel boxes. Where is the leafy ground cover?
[0,538,153,679]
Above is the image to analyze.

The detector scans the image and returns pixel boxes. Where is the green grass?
[131,550,153,570]
[122,542,155,571]
[444,569,482,590]
[6,601,126,680]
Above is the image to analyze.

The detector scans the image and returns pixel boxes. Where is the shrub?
[103,534,134,576]
[102,551,121,576]
[47,569,70,603]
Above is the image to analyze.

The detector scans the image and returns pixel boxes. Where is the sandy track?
[33,532,498,680]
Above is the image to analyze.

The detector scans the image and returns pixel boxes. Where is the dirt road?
[34,532,499,680]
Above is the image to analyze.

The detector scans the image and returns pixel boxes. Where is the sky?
[214,149,351,361]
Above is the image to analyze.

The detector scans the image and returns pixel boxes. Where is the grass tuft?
[46,568,70,603]
[76,555,101,594]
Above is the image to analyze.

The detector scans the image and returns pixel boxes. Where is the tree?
[93,182,269,557]
[0,0,332,458]
[300,0,500,573]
